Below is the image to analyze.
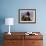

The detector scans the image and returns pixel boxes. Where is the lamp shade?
[5,18,14,25]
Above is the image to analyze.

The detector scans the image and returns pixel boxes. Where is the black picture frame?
[18,9,36,24]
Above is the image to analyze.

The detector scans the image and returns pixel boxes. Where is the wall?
[0,0,46,32]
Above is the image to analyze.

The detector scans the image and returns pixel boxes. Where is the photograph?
[18,9,36,23]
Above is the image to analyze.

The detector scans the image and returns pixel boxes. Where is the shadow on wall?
[0,16,5,46]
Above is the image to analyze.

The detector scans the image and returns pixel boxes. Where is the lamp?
[5,18,14,35]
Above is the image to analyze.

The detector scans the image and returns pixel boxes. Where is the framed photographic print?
[18,9,36,23]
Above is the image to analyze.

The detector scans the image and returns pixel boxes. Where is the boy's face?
[26,11,30,16]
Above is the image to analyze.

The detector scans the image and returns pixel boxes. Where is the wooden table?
[4,32,43,46]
